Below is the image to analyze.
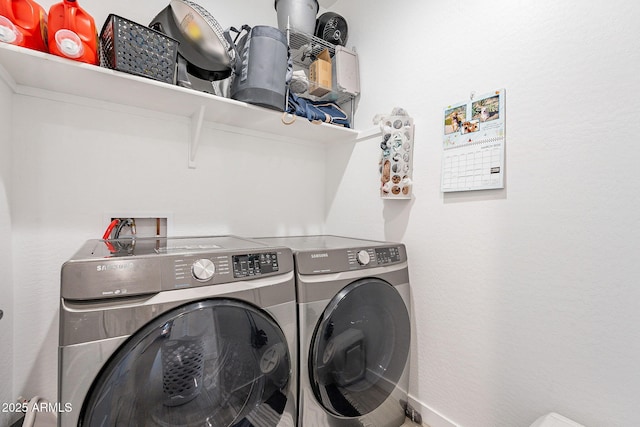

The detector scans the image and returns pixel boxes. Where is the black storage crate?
[100,14,178,84]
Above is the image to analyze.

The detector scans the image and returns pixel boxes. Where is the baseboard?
[407,394,459,427]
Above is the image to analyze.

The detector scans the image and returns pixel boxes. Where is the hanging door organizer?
[377,109,415,199]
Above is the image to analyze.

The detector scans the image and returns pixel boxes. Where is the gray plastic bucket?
[274,0,319,34]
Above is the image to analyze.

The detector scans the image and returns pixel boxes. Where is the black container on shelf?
[100,14,179,84]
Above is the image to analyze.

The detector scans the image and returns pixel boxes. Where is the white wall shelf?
[0,43,364,167]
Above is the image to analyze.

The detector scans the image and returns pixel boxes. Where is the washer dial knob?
[356,250,371,266]
[192,258,215,281]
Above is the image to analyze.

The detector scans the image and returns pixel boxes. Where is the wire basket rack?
[288,28,355,106]
[289,28,338,67]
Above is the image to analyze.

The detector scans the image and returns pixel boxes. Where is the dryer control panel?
[296,244,407,275]
[374,246,402,264]
[347,246,402,268]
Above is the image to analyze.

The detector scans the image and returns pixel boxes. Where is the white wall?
[0,72,15,427]
[327,1,640,426]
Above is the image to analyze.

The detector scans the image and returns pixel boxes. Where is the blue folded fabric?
[286,93,350,128]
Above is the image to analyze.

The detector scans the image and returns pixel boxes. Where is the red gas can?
[47,0,98,64]
[0,0,48,52]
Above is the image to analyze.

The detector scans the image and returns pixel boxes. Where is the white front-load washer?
[58,236,297,427]
[255,235,411,427]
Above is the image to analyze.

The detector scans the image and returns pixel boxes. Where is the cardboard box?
[309,48,332,96]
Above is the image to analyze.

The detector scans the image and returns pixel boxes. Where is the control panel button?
[356,250,371,266]
[192,258,215,281]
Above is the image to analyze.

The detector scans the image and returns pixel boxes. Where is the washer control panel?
[168,251,283,289]
[233,253,279,278]
[174,255,231,284]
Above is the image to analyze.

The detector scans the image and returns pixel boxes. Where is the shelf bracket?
[355,126,382,142]
[188,105,206,168]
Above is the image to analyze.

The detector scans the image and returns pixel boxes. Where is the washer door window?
[80,299,291,427]
[309,278,410,417]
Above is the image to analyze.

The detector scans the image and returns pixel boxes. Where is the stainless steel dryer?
[59,236,297,427]
[255,235,411,427]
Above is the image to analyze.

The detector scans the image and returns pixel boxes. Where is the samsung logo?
[96,263,134,272]
[310,253,329,259]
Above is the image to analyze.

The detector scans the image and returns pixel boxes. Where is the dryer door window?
[79,299,291,427]
[309,278,410,417]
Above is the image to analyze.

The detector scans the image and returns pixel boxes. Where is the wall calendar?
[441,89,505,192]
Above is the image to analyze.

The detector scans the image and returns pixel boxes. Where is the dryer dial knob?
[192,258,215,281]
[356,250,371,266]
